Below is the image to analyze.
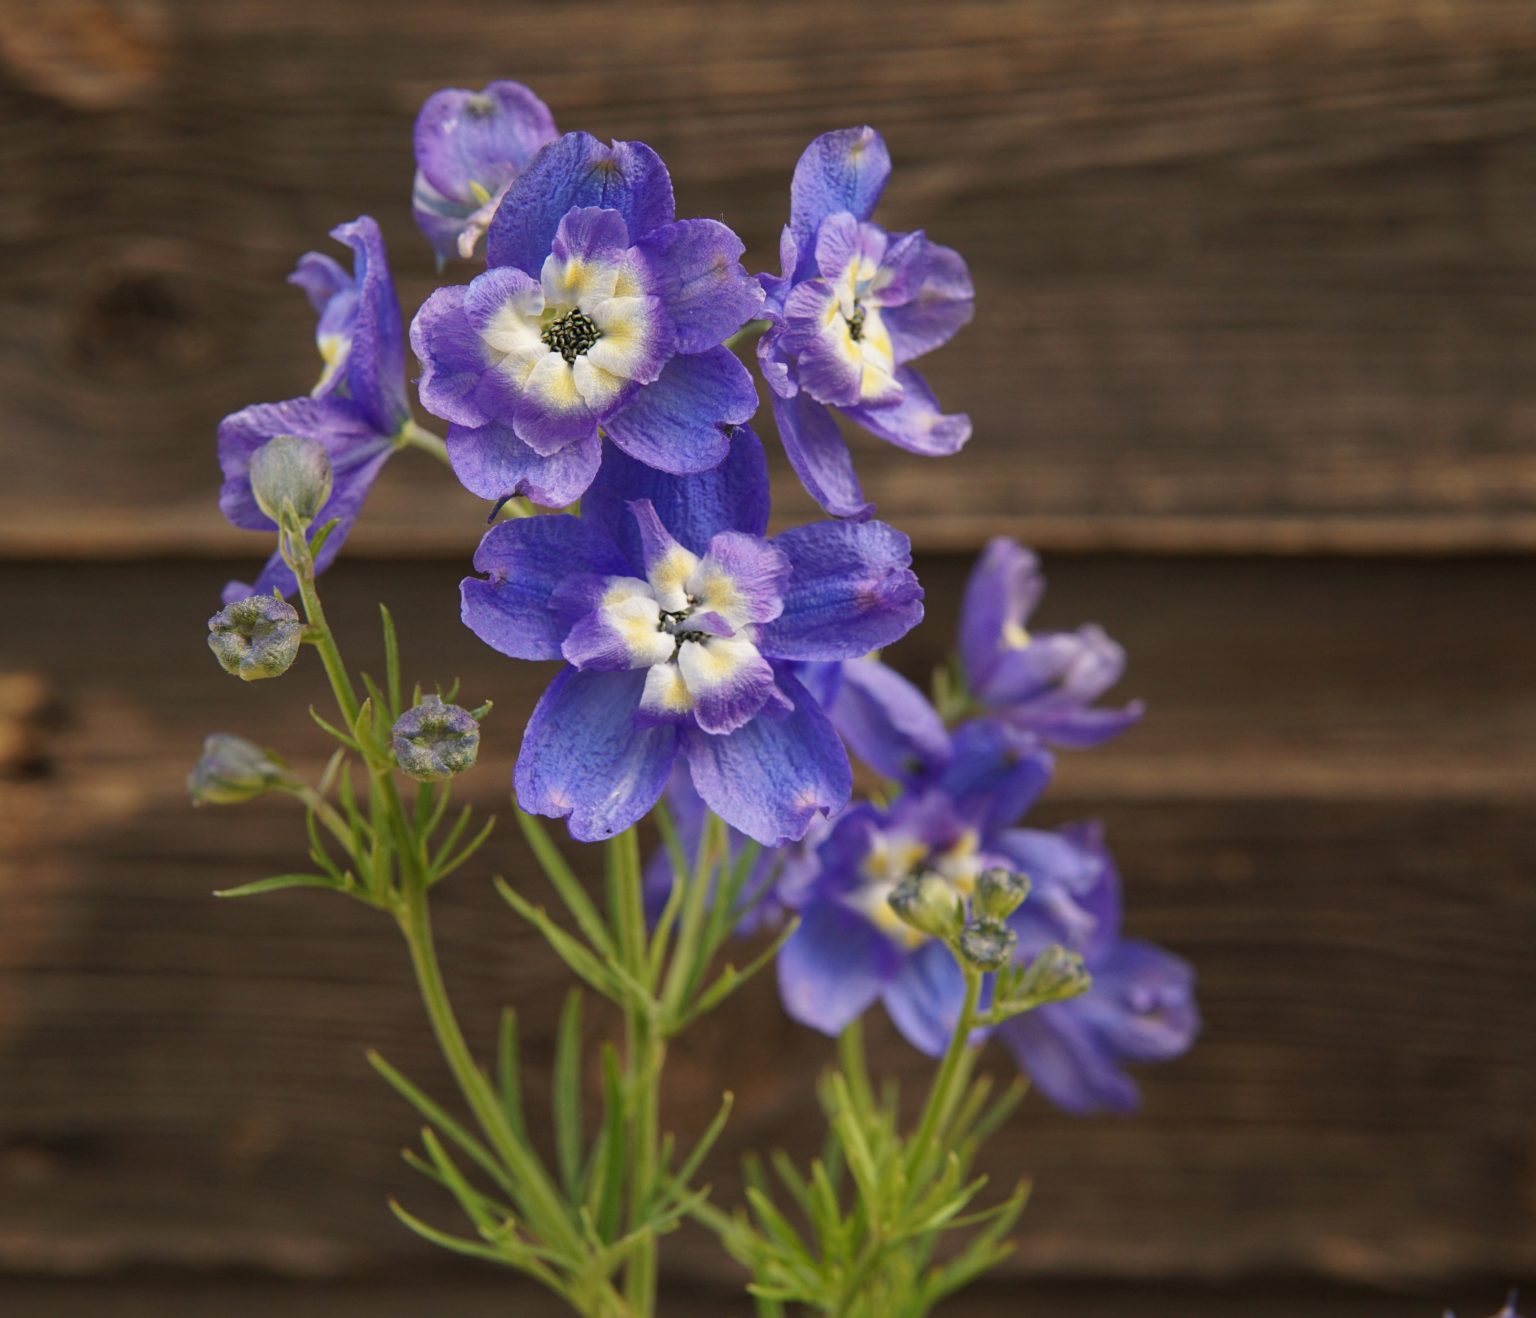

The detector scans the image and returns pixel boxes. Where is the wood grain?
[0,1274,1520,1318]
[5,0,1536,555]
[1,555,1532,1286]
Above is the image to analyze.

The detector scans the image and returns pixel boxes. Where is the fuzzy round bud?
[391,695,481,782]
[249,434,333,525]
[207,594,303,681]
[975,866,1030,921]
[958,917,1018,972]
[888,871,963,942]
[187,734,289,805]
[1016,944,1092,1005]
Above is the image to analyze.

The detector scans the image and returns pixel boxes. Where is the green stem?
[397,872,585,1260]
[904,962,983,1192]
[287,545,593,1276]
[398,418,451,466]
[296,569,360,727]
[610,827,662,1317]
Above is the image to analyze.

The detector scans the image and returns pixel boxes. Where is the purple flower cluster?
[211,78,1197,1113]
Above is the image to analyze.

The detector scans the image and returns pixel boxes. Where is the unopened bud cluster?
[887,861,1032,972]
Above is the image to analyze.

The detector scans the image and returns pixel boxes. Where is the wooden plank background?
[2,0,1535,1312]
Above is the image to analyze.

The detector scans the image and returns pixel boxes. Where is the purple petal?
[768,391,871,520]
[882,940,979,1058]
[939,719,1053,836]
[413,81,557,204]
[460,515,628,661]
[843,367,970,457]
[679,638,784,735]
[758,519,923,661]
[959,538,1042,693]
[602,347,756,475]
[488,133,675,275]
[1087,940,1201,1064]
[635,219,765,355]
[551,205,631,267]
[699,530,790,624]
[756,324,797,399]
[288,251,349,314]
[1016,700,1147,749]
[446,421,602,507]
[584,424,770,561]
[683,668,851,845]
[328,217,409,435]
[1001,1001,1143,1115]
[782,280,864,409]
[515,666,681,841]
[777,898,896,1036]
[788,127,891,280]
[410,285,495,429]
[827,657,951,784]
[877,233,975,364]
[813,211,887,284]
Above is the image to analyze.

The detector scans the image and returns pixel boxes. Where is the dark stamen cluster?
[658,601,708,658]
[846,305,867,342]
[541,309,602,364]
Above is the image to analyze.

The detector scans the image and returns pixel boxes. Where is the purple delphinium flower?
[777,716,1086,1055]
[458,427,923,844]
[411,133,765,510]
[219,217,408,602]
[411,81,559,265]
[758,127,975,519]
[959,537,1143,747]
[999,822,1199,1114]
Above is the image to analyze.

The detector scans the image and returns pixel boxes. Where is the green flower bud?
[207,594,303,681]
[249,434,333,525]
[888,871,963,941]
[958,916,1017,971]
[974,866,1030,920]
[187,734,289,805]
[391,695,481,781]
[1014,944,1092,1005]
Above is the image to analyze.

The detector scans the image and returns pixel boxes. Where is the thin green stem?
[904,961,983,1193]
[398,418,451,466]
[609,827,662,1317]
[296,569,361,727]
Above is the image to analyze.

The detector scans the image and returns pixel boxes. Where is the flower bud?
[888,871,963,941]
[391,695,481,781]
[1015,944,1092,1005]
[207,594,303,681]
[974,866,1030,921]
[958,916,1017,971]
[249,434,333,525]
[187,734,289,805]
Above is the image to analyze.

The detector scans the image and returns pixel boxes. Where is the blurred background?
[2,0,1535,1313]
